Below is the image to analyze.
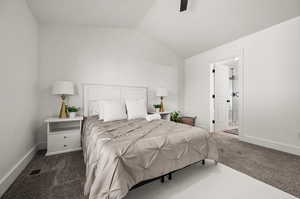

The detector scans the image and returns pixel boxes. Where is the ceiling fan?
[180,0,188,12]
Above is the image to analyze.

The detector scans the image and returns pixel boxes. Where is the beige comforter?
[82,117,218,199]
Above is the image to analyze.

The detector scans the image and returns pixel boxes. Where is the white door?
[214,64,230,132]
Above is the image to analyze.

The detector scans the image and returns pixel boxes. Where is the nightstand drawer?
[45,116,83,156]
[47,132,81,154]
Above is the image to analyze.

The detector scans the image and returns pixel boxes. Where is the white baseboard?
[0,145,38,197]
[239,135,300,156]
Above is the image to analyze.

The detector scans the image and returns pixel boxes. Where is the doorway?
[210,57,240,135]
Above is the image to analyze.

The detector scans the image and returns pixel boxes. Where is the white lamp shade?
[52,81,74,95]
[156,88,168,97]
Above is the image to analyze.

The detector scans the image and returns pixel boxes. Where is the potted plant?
[170,111,181,123]
[153,104,161,113]
[67,106,79,118]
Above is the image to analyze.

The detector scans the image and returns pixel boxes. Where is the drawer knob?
[64,136,67,139]
[64,145,67,147]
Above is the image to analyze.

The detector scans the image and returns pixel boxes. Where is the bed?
[82,84,219,199]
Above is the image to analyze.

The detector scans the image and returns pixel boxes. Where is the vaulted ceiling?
[27,0,300,58]
[27,0,155,27]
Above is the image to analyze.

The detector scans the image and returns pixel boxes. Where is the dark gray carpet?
[214,132,300,198]
[1,151,87,199]
[1,132,299,199]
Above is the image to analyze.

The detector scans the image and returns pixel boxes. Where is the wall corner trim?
[38,142,47,150]
[239,135,300,156]
[0,144,38,197]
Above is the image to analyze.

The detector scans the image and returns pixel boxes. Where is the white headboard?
[83,84,148,117]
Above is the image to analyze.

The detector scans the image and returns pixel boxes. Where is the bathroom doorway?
[210,57,240,135]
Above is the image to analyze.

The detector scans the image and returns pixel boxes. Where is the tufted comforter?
[82,117,219,199]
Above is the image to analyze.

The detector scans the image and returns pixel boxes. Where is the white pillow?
[88,100,105,120]
[97,101,105,120]
[146,113,161,121]
[89,101,101,116]
[102,100,127,122]
[126,99,147,120]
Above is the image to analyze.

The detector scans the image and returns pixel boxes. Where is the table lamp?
[52,81,74,118]
[156,88,168,112]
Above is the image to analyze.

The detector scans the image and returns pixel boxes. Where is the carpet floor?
[213,132,300,198]
[1,132,299,199]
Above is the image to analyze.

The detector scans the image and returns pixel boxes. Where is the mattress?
[82,116,219,199]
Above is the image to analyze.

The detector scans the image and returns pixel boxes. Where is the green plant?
[68,106,79,112]
[170,111,181,122]
[153,104,161,109]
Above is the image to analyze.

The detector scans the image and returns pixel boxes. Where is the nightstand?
[149,112,171,120]
[45,117,83,156]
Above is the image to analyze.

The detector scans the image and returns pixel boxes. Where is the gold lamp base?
[59,95,69,118]
[159,96,165,112]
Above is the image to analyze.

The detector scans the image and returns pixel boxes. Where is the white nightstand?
[149,112,171,120]
[45,116,83,156]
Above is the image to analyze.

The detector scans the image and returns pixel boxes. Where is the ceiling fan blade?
[180,0,188,12]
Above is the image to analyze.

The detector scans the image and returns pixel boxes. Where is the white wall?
[184,16,300,155]
[0,0,38,195]
[38,24,183,146]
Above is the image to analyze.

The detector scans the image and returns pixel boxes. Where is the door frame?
[209,49,244,135]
